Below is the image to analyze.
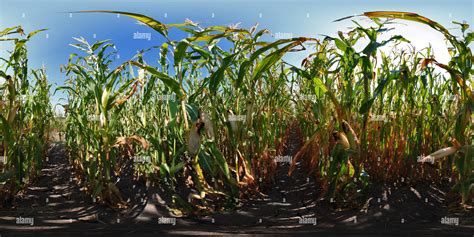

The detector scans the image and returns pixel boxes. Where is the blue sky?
[0,0,473,110]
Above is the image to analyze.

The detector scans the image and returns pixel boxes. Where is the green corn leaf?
[77,10,168,39]
[130,61,183,98]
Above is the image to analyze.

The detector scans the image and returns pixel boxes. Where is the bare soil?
[0,134,472,236]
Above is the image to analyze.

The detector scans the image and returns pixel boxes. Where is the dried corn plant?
[0,26,52,204]
[3,10,471,212]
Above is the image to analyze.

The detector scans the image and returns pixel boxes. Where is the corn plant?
[56,10,473,211]
[67,11,316,212]
[59,38,145,207]
[289,14,472,206]
[340,11,473,206]
[0,26,52,202]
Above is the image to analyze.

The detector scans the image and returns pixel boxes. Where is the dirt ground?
[0,132,472,236]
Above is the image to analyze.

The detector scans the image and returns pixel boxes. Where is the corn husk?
[187,121,203,157]
[420,146,458,163]
[333,131,350,149]
[114,135,150,150]
[200,111,215,140]
[227,109,238,133]
[342,120,360,148]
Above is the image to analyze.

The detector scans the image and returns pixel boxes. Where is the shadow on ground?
[0,135,472,236]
